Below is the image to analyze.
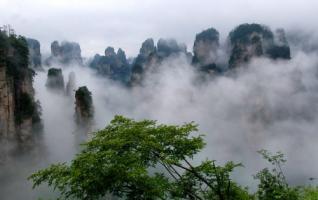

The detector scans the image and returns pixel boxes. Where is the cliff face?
[267,29,291,60]
[89,47,130,83]
[66,71,76,96]
[0,31,41,161]
[192,28,220,73]
[157,38,187,58]
[228,24,291,68]
[130,38,190,85]
[46,68,65,91]
[45,41,83,66]
[75,86,93,131]
[26,38,42,70]
[130,38,155,85]
[0,66,15,139]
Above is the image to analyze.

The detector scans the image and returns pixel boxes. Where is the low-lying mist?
[2,47,318,199]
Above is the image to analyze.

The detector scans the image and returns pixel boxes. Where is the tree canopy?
[29,116,250,199]
[29,116,318,200]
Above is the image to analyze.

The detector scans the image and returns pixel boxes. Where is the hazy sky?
[0,0,317,57]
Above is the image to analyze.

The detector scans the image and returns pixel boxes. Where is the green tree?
[254,150,299,200]
[29,116,249,200]
[299,186,318,200]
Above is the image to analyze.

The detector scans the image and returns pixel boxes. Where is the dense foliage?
[29,116,318,200]
[5,35,32,79]
[29,116,249,199]
[229,23,273,44]
[47,68,62,77]
[254,150,300,200]
[194,28,219,43]
[0,31,9,63]
[15,92,36,123]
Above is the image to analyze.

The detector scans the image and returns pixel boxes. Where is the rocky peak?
[265,28,291,60]
[0,31,42,161]
[229,23,274,44]
[66,71,76,96]
[75,86,94,130]
[89,47,130,83]
[157,38,186,58]
[51,41,60,57]
[46,68,65,91]
[89,54,101,69]
[46,41,83,66]
[117,48,128,65]
[275,28,288,46]
[105,47,116,57]
[130,37,190,85]
[60,41,82,64]
[228,24,292,68]
[140,38,156,57]
[192,28,220,73]
[26,38,42,70]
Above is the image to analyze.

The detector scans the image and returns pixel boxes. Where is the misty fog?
[1,36,318,198]
[1,1,318,198]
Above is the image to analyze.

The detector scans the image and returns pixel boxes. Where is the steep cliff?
[266,28,291,60]
[26,38,42,70]
[46,68,65,91]
[157,38,188,58]
[130,38,190,85]
[130,38,156,85]
[89,47,130,83]
[192,28,220,73]
[228,23,291,68]
[45,41,83,66]
[66,71,76,96]
[74,86,93,131]
[0,31,41,161]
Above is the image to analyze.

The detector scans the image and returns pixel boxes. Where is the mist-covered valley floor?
[1,46,318,199]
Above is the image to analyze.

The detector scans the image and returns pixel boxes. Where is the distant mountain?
[89,47,130,84]
[46,68,65,91]
[25,23,294,87]
[228,23,290,68]
[192,28,220,73]
[130,38,191,85]
[26,38,42,70]
[45,40,83,66]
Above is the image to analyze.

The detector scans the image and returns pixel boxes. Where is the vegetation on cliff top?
[229,23,273,44]
[0,30,40,124]
[75,86,93,118]
[46,68,65,90]
[47,68,62,77]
